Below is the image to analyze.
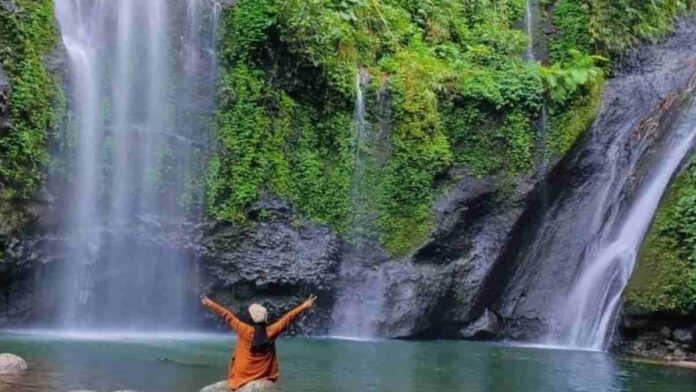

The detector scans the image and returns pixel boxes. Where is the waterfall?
[53,0,219,330]
[524,0,550,210]
[330,69,386,339]
[348,68,372,239]
[524,0,536,61]
[549,102,696,350]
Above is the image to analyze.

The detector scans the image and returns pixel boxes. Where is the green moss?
[547,76,603,157]
[587,0,690,54]
[549,0,592,63]
[625,157,696,315]
[0,0,60,199]
[207,0,679,256]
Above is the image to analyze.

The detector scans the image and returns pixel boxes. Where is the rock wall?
[485,19,696,340]
[199,198,341,334]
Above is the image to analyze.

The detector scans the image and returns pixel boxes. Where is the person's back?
[202,295,316,390]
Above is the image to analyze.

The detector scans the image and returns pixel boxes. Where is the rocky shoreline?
[614,313,696,362]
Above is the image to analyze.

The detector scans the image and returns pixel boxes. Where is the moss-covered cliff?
[208,0,646,256]
[0,0,62,257]
[625,156,696,316]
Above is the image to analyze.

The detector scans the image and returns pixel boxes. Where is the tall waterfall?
[549,102,696,350]
[54,0,219,330]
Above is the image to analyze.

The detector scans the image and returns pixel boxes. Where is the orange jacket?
[205,299,310,390]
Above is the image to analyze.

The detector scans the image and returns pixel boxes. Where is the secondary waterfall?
[54,0,219,329]
[549,101,696,350]
[524,0,537,61]
[330,69,386,338]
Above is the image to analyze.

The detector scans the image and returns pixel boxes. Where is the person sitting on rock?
[201,294,317,391]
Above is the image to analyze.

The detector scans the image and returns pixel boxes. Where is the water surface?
[0,332,694,392]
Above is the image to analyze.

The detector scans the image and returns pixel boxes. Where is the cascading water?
[53,0,219,330]
[523,0,550,209]
[330,69,386,339]
[549,103,696,350]
[523,0,538,62]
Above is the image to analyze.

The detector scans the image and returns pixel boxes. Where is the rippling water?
[0,331,694,392]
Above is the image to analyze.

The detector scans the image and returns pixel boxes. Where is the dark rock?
[460,309,502,339]
[0,65,10,135]
[660,326,672,338]
[614,312,696,361]
[1,1,17,13]
[199,197,340,335]
[487,19,696,340]
[673,328,693,344]
[378,173,526,338]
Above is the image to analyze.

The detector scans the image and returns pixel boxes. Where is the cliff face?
[487,20,696,342]
[0,0,65,328]
[199,198,341,334]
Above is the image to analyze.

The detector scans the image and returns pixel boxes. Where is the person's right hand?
[201,296,213,307]
[303,294,318,308]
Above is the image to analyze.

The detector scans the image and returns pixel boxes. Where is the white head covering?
[248,303,268,323]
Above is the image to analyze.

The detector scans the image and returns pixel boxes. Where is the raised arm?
[267,295,317,339]
[201,296,246,333]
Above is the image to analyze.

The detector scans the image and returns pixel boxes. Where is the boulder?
[460,309,502,339]
[0,353,27,374]
[673,328,693,344]
[660,326,672,338]
[200,380,275,392]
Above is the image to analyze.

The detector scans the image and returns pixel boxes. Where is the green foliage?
[546,77,602,157]
[0,0,60,199]
[626,158,696,315]
[587,0,690,53]
[540,50,604,104]
[207,0,680,255]
[549,0,592,63]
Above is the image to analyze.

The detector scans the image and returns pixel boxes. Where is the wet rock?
[0,353,27,374]
[378,173,525,338]
[665,340,676,351]
[0,1,17,13]
[199,197,340,335]
[673,328,693,344]
[660,326,672,338]
[0,65,10,135]
[200,380,275,392]
[490,19,696,340]
[615,313,696,361]
[460,309,502,339]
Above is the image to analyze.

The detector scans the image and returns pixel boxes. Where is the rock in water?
[199,380,275,392]
[0,353,27,374]
[672,328,693,344]
[460,309,502,339]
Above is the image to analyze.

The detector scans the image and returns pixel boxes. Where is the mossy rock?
[625,156,696,315]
